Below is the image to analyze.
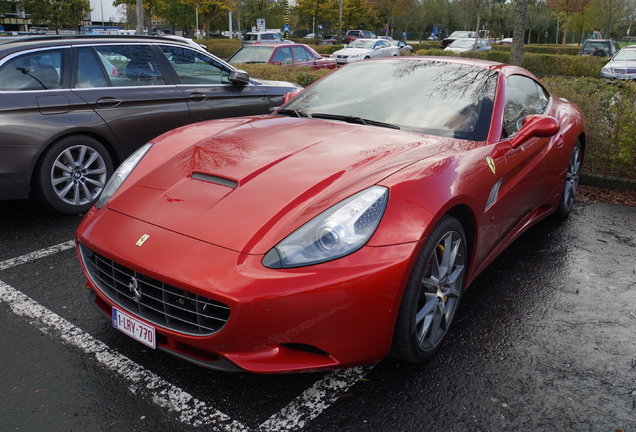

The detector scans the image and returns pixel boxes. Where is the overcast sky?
[89,0,125,24]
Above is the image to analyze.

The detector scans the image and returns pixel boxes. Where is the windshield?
[613,49,636,61]
[348,39,375,49]
[449,31,474,38]
[228,46,275,63]
[449,39,477,48]
[581,41,610,53]
[281,59,497,141]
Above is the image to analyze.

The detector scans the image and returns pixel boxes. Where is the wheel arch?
[445,204,476,278]
[30,131,121,191]
[577,132,586,159]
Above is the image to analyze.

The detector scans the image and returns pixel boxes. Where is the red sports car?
[76,57,585,373]
[227,43,337,69]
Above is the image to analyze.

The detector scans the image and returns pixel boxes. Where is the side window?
[292,46,311,63]
[76,47,109,88]
[94,45,165,86]
[160,45,230,84]
[0,49,62,91]
[272,47,293,64]
[503,75,550,138]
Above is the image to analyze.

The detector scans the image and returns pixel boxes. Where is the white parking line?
[0,242,372,430]
[0,240,75,271]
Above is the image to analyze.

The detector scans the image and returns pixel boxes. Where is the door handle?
[95,97,122,108]
[188,93,207,102]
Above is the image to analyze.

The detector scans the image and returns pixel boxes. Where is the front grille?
[612,67,636,75]
[79,244,230,336]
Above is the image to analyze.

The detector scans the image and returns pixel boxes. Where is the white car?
[333,38,400,65]
[444,38,492,53]
[600,45,636,79]
[160,35,207,51]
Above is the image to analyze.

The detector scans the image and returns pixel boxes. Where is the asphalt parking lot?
[1,197,635,432]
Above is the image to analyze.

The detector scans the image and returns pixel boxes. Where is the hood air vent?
[192,172,238,189]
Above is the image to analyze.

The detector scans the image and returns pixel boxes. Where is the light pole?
[196,5,199,39]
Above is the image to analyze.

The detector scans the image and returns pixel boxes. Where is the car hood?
[605,60,636,69]
[334,47,372,55]
[249,77,302,90]
[108,116,447,254]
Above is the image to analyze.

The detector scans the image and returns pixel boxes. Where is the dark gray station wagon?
[0,35,301,214]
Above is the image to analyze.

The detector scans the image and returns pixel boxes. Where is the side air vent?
[485,178,503,211]
[192,172,237,189]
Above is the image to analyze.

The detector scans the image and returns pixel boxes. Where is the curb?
[580,172,636,192]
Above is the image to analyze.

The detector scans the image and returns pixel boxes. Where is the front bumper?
[77,207,419,373]
[600,70,636,80]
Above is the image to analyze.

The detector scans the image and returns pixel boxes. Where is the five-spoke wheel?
[554,141,582,219]
[392,215,467,362]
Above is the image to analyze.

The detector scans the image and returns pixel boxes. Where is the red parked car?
[227,43,336,69]
[76,57,585,373]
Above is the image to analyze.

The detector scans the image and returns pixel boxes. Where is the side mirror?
[229,69,250,85]
[510,115,560,149]
[281,90,301,105]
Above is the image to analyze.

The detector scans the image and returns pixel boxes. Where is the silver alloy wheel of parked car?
[392,215,467,362]
[555,141,583,219]
[35,135,113,214]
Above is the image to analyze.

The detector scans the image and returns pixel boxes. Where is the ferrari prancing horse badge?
[486,156,496,175]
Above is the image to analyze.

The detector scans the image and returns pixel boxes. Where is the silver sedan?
[600,45,636,80]
[333,39,400,66]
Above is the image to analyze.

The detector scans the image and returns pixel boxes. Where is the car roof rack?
[0,34,187,46]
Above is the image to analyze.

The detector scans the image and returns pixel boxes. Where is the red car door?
[498,75,559,235]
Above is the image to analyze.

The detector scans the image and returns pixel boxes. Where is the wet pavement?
[0,198,635,431]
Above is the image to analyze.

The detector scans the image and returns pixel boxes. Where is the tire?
[593,49,608,57]
[391,215,467,363]
[34,135,113,215]
[553,141,583,220]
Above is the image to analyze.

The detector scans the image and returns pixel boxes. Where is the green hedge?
[238,64,331,87]
[413,49,607,77]
[491,44,580,55]
[202,38,241,58]
[542,78,636,178]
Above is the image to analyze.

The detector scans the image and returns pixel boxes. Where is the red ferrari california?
[76,57,585,373]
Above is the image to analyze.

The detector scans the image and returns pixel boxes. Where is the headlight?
[96,143,153,209]
[263,186,388,268]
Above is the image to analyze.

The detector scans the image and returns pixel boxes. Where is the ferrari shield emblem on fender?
[135,234,150,247]
[486,156,496,175]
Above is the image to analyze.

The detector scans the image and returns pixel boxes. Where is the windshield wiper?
[276,109,309,118]
[310,113,400,130]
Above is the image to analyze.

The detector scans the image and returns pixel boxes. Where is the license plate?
[112,307,156,349]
